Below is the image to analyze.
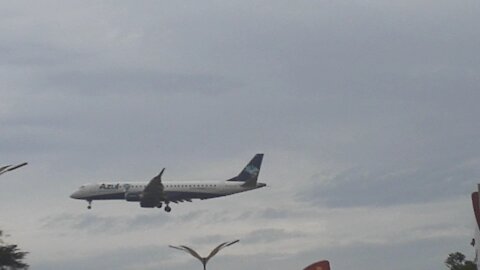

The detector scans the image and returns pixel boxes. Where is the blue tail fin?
[227,154,263,186]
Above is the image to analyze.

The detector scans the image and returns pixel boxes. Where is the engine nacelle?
[140,201,155,208]
[125,192,142,202]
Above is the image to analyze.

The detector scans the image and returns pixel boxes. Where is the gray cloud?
[298,158,480,207]
[242,228,307,244]
[35,245,174,270]
[40,69,241,95]
[41,213,172,233]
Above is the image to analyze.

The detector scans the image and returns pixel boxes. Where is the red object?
[472,192,480,231]
[304,260,330,270]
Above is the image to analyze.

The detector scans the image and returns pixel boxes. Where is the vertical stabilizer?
[227,154,263,186]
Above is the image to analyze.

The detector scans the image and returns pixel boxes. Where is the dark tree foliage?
[445,252,477,270]
[0,231,28,270]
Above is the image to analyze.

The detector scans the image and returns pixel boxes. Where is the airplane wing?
[140,168,165,208]
[167,193,220,204]
[167,190,221,203]
[168,195,194,204]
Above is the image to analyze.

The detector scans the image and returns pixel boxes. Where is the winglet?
[158,168,165,178]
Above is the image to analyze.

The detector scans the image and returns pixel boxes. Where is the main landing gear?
[156,202,171,212]
[87,200,92,210]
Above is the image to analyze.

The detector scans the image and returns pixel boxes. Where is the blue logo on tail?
[244,165,259,177]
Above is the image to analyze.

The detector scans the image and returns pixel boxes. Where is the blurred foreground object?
[0,230,29,269]
[472,189,480,269]
[169,240,239,270]
[0,163,27,176]
[304,260,330,270]
[445,252,476,270]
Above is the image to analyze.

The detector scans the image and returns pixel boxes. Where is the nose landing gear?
[164,202,171,213]
[87,200,92,209]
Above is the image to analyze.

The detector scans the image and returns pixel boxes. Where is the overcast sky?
[1,1,479,269]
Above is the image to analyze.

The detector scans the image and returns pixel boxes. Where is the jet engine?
[125,192,142,202]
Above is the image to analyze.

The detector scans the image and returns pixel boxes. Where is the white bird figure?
[0,163,27,176]
[169,240,239,270]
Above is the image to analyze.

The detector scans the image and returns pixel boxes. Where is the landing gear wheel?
[156,203,163,208]
[164,205,171,212]
[87,200,92,210]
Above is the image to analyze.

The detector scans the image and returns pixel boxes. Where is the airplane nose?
[70,191,81,199]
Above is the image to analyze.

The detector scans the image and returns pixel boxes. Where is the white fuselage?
[70,180,264,202]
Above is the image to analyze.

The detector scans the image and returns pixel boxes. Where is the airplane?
[70,154,265,212]
[0,163,28,176]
